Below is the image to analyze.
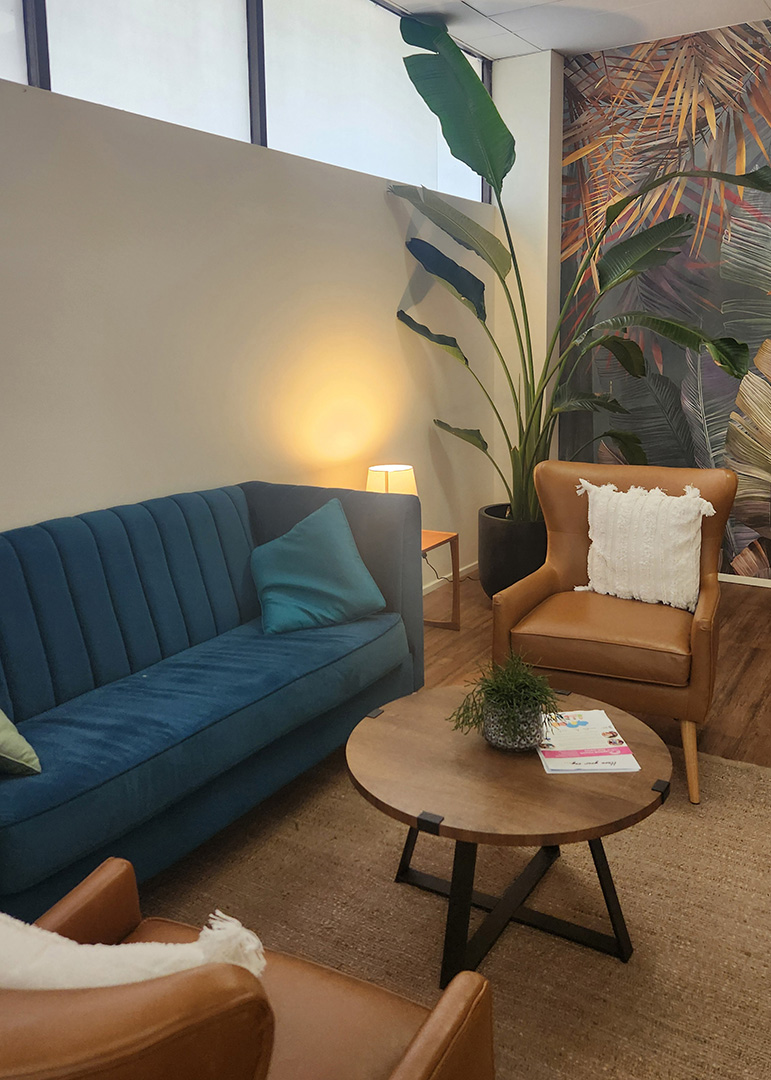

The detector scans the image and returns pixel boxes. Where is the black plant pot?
[478,504,547,598]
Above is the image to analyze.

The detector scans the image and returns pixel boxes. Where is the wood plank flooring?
[422,575,771,767]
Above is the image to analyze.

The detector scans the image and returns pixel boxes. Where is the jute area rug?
[142,748,771,1080]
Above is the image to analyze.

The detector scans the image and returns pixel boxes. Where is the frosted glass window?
[264,0,482,201]
[0,0,27,85]
[46,0,250,141]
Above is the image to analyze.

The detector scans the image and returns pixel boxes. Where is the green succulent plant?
[449,653,559,738]
[393,16,771,522]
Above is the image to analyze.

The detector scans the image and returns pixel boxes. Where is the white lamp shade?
[366,464,418,496]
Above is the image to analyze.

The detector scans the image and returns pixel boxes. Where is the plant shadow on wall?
[391,16,771,593]
[562,23,771,576]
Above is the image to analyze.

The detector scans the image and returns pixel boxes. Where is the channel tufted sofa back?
[0,487,259,723]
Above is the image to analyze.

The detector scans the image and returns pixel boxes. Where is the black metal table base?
[396,828,633,988]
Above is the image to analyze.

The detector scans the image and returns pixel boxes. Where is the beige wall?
[0,79,499,576]
[491,50,565,467]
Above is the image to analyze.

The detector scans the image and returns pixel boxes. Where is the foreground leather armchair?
[1,858,495,1080]
[492,460,737,805]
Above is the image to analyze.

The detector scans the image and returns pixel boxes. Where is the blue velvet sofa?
[0,481,423,919]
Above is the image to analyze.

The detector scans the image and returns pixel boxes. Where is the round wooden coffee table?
[346,686,672,987]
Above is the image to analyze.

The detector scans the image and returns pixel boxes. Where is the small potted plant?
[449,654,559,751]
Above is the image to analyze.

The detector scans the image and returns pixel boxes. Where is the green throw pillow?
[251,498,386,635]
[0,710,41,776]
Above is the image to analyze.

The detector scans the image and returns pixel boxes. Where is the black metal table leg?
[589,837,633,961]
[395,828,635,984]
[463,845,559,972]
[395,826,419,881]
[440,841,477,988]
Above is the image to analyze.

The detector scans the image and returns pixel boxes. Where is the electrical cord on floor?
[422,551,442,580]
[422,551,479,584]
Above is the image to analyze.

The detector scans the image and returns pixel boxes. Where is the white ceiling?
[394,0,771,58]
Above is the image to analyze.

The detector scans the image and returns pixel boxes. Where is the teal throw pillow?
[0,710,41,776]
[251,498,386,634]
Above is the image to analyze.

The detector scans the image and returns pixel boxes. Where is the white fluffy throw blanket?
[0,909,266,989]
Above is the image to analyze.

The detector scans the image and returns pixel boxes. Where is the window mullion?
[22,0,51,90]
[482,59,493,205]
[246,0,267,146]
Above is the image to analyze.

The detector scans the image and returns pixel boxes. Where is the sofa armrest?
[240,481,424,689]
[35,858,142,945]
[389,972,494,1080]
[0,964,274,1080]
[492,564,561,666]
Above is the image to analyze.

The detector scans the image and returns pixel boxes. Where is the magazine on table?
[537,710,641,774]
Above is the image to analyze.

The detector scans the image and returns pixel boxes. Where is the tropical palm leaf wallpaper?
[561,21,771,576]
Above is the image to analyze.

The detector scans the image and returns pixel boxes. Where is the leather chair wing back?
[534,460,737,592]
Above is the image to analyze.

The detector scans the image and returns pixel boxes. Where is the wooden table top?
[346,686,673,847]
[421,529,457,552]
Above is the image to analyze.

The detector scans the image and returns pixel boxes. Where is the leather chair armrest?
[686,574,721,724]
[35,858,142,945]
[692,573,720,636]
[388,972,494,1080]
[492,563,561,666]
[0,964,274,1080]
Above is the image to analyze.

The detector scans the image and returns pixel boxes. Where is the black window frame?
[22,0,50,90]
[21,0,266,144]
[20,0,491,196]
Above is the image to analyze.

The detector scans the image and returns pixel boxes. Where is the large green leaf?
[406,237,486,321]
[576,333,645,376]
[433,419,489,453]
[707,337,753,379]
[400,17,516,196]
[396,310,468,364]
[588,312,750,379]
[596,358,694,467]
[596,215,694,293]
[606,165,771,226]
[603,429,647,465]
[390,184,511,279]
[552,387,628,414]
[594,335,645,377]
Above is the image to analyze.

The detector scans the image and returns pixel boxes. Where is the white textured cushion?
[0,909,266,990]
[575,479,716,612]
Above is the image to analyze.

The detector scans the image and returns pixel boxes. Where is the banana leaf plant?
[393,17,771,522]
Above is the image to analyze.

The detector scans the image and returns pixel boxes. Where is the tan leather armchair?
[492,460,737,805]
[1,858,495,1080]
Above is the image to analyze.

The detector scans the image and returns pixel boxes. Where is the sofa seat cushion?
[0,613,408,897]
[511,591,692,687]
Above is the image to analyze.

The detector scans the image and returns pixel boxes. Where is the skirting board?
[423,561,478,596]
[423,569,770,595]
[718,572,771,588]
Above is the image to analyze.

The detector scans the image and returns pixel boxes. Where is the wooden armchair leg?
[680,720,700,805]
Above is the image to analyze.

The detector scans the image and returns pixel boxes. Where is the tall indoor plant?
[392,17,771,594]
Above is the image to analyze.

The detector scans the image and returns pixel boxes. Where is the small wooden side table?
[421,529,460,631]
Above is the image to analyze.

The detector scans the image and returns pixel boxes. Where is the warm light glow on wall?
[267,345,404,467]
